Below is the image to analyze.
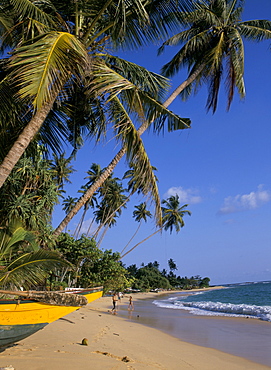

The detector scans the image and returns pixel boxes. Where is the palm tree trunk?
[120,222,141,255]
[53,64,204,236]
[163,63,205,108]
[96,224,110,248]
[86,217,95,237]
[0,92,59,189]
[119,227,162,260]
[74,206,88,239]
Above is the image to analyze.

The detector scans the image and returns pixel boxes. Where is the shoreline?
[122,289,271,367]
[1,288,270,369]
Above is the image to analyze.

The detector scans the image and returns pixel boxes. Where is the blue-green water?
[153,281,271,321]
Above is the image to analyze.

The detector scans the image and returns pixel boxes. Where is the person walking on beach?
[128,295,134,311]
[112,292,118,314]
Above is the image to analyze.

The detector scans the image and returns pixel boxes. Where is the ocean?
[153,281,271,322]
[119,281,271,367]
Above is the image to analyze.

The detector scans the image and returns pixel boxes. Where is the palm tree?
[93,178,128,245]
[73,186,97,239]
[168,258,178,272]
[120,195,191,259]
[50,152,74,191]
[62,196,78,215]
[158,0,271,112]
[161,194,191,233]
[62,196,78,232]
[73,164,104,238]
[0,1,191,236]
[121,202,152,255]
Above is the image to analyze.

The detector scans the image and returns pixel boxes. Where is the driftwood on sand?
[0,289,88,307]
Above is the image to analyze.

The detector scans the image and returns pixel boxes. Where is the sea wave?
[152,299,271,322]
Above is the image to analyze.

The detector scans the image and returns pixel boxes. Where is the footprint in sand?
[93,326,110,342]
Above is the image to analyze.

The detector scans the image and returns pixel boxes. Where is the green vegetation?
[54,233,133,294]
[49,233,210,293]
[126,260,210,291]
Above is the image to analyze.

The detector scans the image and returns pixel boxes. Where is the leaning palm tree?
[158,0,271,111]
[120,195,191,259]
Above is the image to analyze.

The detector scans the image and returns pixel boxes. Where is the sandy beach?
[0,290,270,370]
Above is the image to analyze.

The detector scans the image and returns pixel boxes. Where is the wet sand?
[118,292,271,367]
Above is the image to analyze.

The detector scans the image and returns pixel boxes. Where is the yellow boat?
[0,286,103,347]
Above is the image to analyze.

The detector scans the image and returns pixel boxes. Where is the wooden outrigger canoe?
[0,286,103,347]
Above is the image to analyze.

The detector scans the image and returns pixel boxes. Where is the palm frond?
[0,249,72,289]
[90,59,191,132]
[0,219,38,260]
[9,0,56,28]
[8,31,88,110]
[239,20,271,41]
[108,96,162,225]
[104,55,170,100]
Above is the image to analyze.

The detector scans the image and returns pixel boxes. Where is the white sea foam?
[152,299,271,322]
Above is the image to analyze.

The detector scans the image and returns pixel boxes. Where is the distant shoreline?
[127,285,226,299]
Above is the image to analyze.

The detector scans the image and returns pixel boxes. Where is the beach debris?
[0,367,15,370]
[121,356,131,362]
[113,333,119,336]
[81,338,88,346]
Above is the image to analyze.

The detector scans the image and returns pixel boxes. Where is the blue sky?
[53,0,271,285]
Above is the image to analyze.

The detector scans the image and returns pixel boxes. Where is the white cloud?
[165,186,202,204]
[218,185,271,215]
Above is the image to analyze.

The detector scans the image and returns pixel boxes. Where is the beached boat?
[0,286,103,347]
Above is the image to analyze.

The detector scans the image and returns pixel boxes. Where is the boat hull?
[0,287,103,347]
[0,323,47,347]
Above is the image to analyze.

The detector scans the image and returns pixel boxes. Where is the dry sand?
[0,291,269,370]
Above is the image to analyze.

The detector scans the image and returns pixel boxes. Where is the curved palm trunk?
[0,92,59,189]
[96,224,110,248]
[119,227,162,260]
[162,63,205,107]
[120,222,142,255]
[54,65,204,236]
[86,217,95,237]
[74,206,88,239]
[93,221,103,239]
